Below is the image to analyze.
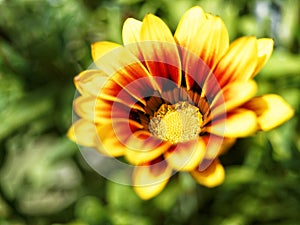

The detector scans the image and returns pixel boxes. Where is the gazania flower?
[68,6,294,200]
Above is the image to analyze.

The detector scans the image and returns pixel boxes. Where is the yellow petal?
[95,122,142,157]
[125,130,172,165]
[190,159,225,187]
[122,18,144,60]
[197,16,229,68]
[92,43,151,89]
[91,42,153,99]
[73,95,96,122]
[91,41,120,62]
[175,8,229,89]
[140,14,182,87]
[174,6,206,90]
[252,38,274,77]
[74,70,108,96]
[95,98,145,124]
[95,45,144,76]
[122,18,142,44]
[95,77,147,112]
[164,138,206,171]
[92,43,158,101]
[208,109,258,138]
[74,94,142,126]
[211,80,258,117]
[200,135,233,160]
[141,13,175,43]
[198,137,236,169]
[212,36,257,87]
[174,6,206,49]
[133,160,173,200]
[244,94,294,131]
[110,64,156,103]
[67,119,97,147]
[192,135,235,172]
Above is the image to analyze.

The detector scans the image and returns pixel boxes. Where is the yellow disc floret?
[149,101,202,144]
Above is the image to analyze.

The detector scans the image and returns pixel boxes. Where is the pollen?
[149,101,202,144]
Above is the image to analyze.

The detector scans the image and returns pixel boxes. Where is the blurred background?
[0,0,299,224]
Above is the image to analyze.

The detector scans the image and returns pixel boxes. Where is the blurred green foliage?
[0,0,299,224]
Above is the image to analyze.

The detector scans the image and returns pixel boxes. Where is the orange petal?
[252,38,274,77]
[212,36,257,88]
[125,130,172,165]
[140,14,182,87]
[244,94,294,131]
[190,159,225,187]
[211,80,258,117]
[68,119,97,147]
[91,41,120,62]
[122,18,142,44]
[133,159,173,200]
[164,138,206,171]
[207,109,258,138]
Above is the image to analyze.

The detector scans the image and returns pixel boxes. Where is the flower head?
[68,6,294,200]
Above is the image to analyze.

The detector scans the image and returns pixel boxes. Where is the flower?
[68,6,294,200]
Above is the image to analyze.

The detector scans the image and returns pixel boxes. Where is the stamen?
[149,101,202,144]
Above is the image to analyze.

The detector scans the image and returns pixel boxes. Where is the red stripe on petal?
[140,14,182,87]
[95,98,144,124]
[213,36,257,87]
[210,80,258,117]
[93,43,159,100]
[179,46,212,91]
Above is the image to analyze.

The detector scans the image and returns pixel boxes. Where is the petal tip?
[190,159,225,188]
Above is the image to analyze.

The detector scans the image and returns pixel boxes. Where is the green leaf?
[75,196,111,225]
[0,90,53,141]
[106,181,142,211]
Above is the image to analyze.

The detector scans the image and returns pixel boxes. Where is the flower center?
[149,101,202,144]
